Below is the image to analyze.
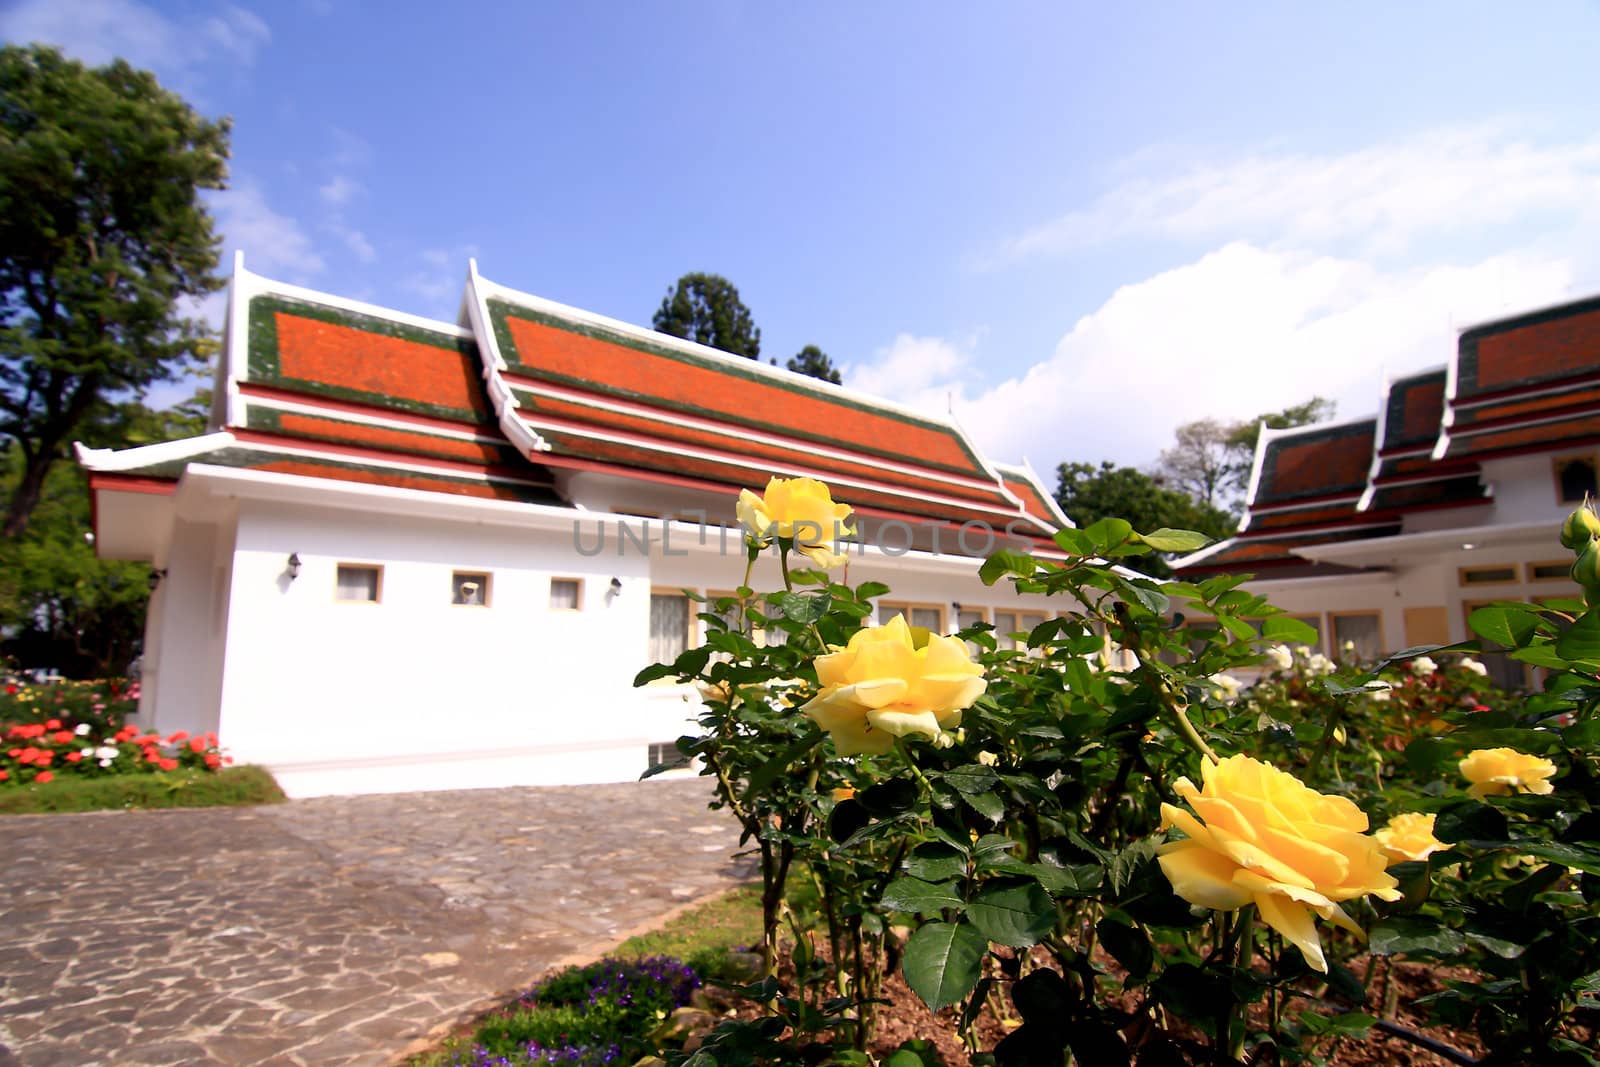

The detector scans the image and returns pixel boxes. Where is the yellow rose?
[1459,748,1557,799]
[737,476,856,569]
[800,615,986,756]
[1373,812,1444,864]
[1157,754,1400,973]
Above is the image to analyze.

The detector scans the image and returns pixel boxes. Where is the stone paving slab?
[0,778,753,1067]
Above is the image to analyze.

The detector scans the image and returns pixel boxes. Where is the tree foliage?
[651,272,761,360]
[1054,461,1230,577]
[0,45,229,536]
[786,344,842,385]
[1157,396,1336,518]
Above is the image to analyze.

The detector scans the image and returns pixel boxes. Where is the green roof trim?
[247,293,486,425]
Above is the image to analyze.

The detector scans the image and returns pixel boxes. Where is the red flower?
[115,726,137,742]
[158,759,178,772]
[169,730,190,742]
[45,718,61,729]
[6,748,19,758]
[145,751,162,763]
[35,771,53,784]
[52,730,74,744]
[65,751,83,763]
[223,756,234,765]
[4,684,14,694]
[204,754,221,769]
[17,747,39,764]
[189,738,207,753]
[0,769,8,781]
[36,752,53,765]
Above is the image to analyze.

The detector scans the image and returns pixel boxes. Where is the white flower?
[1410,655,1438,676]
[94,745,119,760]
[1369,688,1391,703]
[1459,657,1488,677]
[1342,639,1356,654]
[97,758,113,767]
[1306,654,1335,676]
[74,723,91,736]
[1265,644,1295,672]
[1209,673,1244,700]
[975,750,999,767]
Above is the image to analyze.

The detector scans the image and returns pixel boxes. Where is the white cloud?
[1000,124,1600,263]
[0,0,270,74]
[333,225,376,263]
[853,242,1576,470]
[845,334,973,415]
[398,245,479,320]
[319,175,362,206]
[211,182,325,283]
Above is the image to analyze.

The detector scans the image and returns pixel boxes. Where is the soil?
[724,942,1493,1067]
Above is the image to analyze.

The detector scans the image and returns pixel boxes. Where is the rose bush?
[640,483,1600,1066]
[1,719,230,786]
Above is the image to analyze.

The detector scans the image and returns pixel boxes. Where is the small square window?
[1459,565,1518,586]
[549,578,582,611]
[452,572,491,606]
[1530,561,1574,582]
[1555,455,1598,504]
[336,564,382,603]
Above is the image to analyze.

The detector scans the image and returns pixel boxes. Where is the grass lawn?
[0,765,285,814]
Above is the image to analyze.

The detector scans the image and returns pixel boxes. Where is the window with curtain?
[335,564,381,603]
[1331,613,1383,664]
[649,593,691,665]
[549,578,581,610]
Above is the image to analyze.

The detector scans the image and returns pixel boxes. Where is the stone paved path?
[0,779,752,1067]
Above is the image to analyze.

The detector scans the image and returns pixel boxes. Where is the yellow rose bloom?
[1157,754,1400,973]
[737,476,856,569]
[1459,748,1557,799]
[1374,812,1444,864]
[800,615,986,756]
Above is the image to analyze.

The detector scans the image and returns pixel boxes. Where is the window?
[1529,560,1575,582]
[452,571,491,606]
[649,592,692,664]
[648,741,692,771]
[877,602,944,633]
[1330,613,1382,663]
[1459,565,1518,586]
[549,577,582,610]
[992,610,1049,651]
[1555,455,1598,504]
[1463,600,1528,690]
[335,564,381,603]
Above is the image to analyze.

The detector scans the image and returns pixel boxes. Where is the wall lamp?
[286,553,302,581]
[610,577,623,591]
[147,568,167,592]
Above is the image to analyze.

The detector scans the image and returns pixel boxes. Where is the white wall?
[214,500,656,795]
[143,516,236,739]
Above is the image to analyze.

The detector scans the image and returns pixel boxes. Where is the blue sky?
[6,1,1600,473]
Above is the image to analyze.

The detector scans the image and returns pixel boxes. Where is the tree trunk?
[3,451,56,537]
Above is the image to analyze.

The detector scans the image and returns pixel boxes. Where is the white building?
[1175,293,1600,686]
[80,258,1073,797]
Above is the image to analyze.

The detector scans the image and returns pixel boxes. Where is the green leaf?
[942,764,1000,795]
[1030,862,1103,897]
[1468,604,1539,647]
[1321,1013,1377,1038]
[967,881,1057,948]
[904,842,968,882]
[979,550,1037,586]
[1556,608,1600,662]
[858,777,920,815]
[855,581,891,599]
[1095,918,1153,981]
[1117,578,1171,616]
[741,733,824,804]
[1518,841,1600,877]
[1433,801,1510,845]
[633,662,677,686]
[1261,615,1319,644]
[961,789,1005,823]
[1137,528,1212,552]
[1084,517,1134,551]
[1052,528,1092,555]
[774,591,830,624]
[901,920,988,1010]
[1368,916,1467,957]
[880,876,965,915]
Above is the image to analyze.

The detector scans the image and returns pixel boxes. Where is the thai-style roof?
[80,257,1066,552]
[1176,290,1600,580]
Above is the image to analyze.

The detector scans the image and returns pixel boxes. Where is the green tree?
[1158,397,1336,519]
[652,273,761,359]
[0,393,206,676]
[1055,460,1230,577]
[0,45,229,536]
[786,344,842,385]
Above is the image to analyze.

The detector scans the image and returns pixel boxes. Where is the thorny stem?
[1228,906,1256,1063]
